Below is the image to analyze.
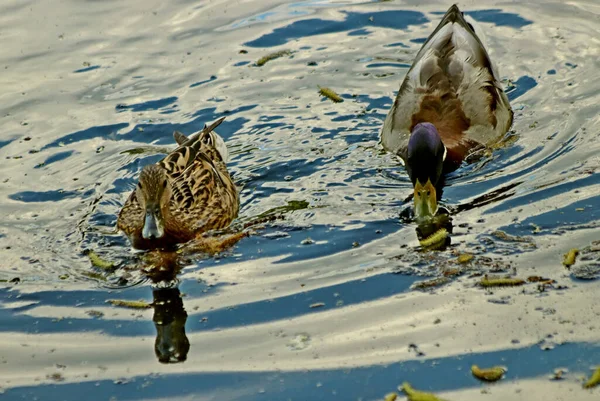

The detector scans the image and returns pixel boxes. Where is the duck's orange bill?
[413,179,437,219]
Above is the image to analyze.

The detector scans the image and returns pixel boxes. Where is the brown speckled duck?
[117,117,239,250]
[381,4,513,220]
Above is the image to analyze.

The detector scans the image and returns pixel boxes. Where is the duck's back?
[381,4,513,167]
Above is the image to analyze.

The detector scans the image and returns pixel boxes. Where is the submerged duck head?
[135,164,172,240]
[406,123,446,220]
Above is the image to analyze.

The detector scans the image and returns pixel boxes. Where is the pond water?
[1,0,600,399]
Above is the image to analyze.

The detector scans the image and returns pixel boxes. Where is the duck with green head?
[381,4,513,220]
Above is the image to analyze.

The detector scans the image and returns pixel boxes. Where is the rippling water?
[1,0,600,399]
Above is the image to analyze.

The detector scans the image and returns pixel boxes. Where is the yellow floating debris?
[106,299,152,309]
[471,365,506,382]
[480,275,525,288]
[527,276,554,284]
[562,248,579,267]
[400,382,445,401]
[255,50,291,67]
[457,253,474,264]
[584,366,600,389]
[419,228,448,249]
[318,86,344,103]
[384,392,398,401]
[443,268,461,277]
[86,250,114,270]
[491,230,532,243]
[412,277,450,290]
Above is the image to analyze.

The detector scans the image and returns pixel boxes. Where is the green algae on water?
[318,86,344,103]
[383,392,397,401]
[400,382,445,401]
[563,248,579,267]
[480,275,525,287]
[457,253,474,264]
[85,250,114,270]
[106,299,152,309]
[584,366,600,389]
[491,230,534,244]
[471,365,506,382]
[419,228,448,249]
[411,277,450,291]
[255,50,291,66]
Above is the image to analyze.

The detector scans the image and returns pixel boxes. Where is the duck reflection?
[142,251,190,364]
[152,285,189,364]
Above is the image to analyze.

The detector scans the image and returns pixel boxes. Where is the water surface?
[1,0,600,399]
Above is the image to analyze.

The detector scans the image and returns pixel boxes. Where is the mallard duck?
[381,4,513,220]
[117,117,239,250]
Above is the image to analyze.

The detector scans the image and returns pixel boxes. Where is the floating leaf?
[471,365,506,382]
[106,299,151,309]
[480,275,525,287]
[584,366,600,388]
[255,50,291,67]
[318,86,344,103]
[384,393,398,401]
[563,248,579,267]
[86,250,114,270]
[419,228,448,249]
[400,382,445,401]
[457,253,474,264]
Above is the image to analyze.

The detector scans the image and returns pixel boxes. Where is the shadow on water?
[244,10,429,47]
[4,341,600,401]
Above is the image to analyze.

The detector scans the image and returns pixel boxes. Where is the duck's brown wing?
[161,117,237,231]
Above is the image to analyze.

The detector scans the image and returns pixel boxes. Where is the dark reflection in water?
[141,252,190,364]
[152,286,189,364]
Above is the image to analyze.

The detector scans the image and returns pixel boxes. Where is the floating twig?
[563,248,579,267]
[400,382,445,401]
[471,365,506,382]
[255,50,291,67]
[106,299,152,309]
[86,250,114,270]
[318,86,344,103]
[584,366,600,389]
[480,275,525,288]
[419,228,448,249]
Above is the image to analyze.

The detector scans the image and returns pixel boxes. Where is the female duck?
[381,4,513,220]
[117,117,239,250]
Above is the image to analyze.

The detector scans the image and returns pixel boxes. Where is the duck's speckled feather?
[117,117,239,249]
[381,4,513,168]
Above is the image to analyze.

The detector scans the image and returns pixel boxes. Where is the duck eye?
[427,190,431,196]
[137,182,143,189]
[162,180,168,188]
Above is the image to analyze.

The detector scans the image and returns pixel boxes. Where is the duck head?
[135,165,172,240]
[406,123,446,220]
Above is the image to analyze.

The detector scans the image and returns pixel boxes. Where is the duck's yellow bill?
[414,179,437,220]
